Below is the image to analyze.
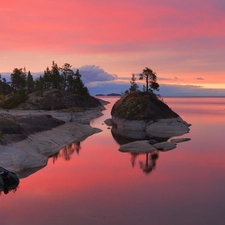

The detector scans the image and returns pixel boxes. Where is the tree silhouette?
[129,74,139,92]
[73,69,90,97]
[26,71,35,92]
[10,68,27,90]
[139,67,159,93]
[60,63,74,90]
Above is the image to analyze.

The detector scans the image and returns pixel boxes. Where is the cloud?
[197,77,204,80]
[1,0,224,55]
[75,65,118,84]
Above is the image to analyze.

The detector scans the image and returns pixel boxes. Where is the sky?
[0,0,225,96]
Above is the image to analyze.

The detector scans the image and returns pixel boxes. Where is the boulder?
[119,140,156,153]
[145,118,190,138]
[111,91,190,138]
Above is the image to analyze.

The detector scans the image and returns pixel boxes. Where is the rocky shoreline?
[0,108,104,177]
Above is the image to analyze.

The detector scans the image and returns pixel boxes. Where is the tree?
[73,69,90,97]
[129,74,139,92]
[43,67,52,89]
[60,63,74,90]
[10,68,27,90]
[26,71,35,92]
[139,67,159,93]
[35,75,45,96]
[51,61,62,89]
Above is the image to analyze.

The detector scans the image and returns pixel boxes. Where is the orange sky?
[1,0,225,95]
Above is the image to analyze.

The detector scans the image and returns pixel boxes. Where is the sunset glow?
[1,0,225,95]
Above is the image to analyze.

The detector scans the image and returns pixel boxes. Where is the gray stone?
[170,138,191,143]
[119,140,156,153]
[104,118,113,126]
[0,109,102,176]
[153,141,177,151]
[145,117,191,138]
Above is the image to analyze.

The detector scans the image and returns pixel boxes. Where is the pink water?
[1,97,225,225]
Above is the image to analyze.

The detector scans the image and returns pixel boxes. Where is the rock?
[104,118,113,126]
[0,114,65,145]
[145,118,190,138]
[0,108,103,176]
[153,141,177,151]
[111,117,146,131]
[0,121,101,176]
[111,91,190,138]
[170,138,191,143]
[17,89,103,110]
[111,91,179,120]
[149,139,157,145]
[119,140,156,153]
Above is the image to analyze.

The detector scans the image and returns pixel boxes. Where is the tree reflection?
[130,152,139,168]
[139,150,159,174]
[130,150,159,174]
[51,142,81,163]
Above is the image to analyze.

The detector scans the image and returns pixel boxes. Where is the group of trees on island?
[0,61,90,107]
[0,64,160,108]
[6,61,89,96]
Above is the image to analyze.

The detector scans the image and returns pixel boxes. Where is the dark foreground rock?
[0,107,104,177]
[0,115,65,145]
[17,89,103,110]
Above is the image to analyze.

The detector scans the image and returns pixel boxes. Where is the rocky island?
[111,91,190,137]
[106,90,191,153]
[0,89,106,177]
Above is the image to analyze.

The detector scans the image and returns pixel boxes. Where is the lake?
[1,96,225,225]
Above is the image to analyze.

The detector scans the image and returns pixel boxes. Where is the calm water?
[1,97,225,225]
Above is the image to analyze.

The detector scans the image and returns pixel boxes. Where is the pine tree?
[10,68,27,90]
[26,71,35,92]
[129,74,139,92]
[139,67,159,93]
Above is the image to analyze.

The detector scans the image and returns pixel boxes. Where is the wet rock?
[104,118,113,126]
[145,118,191,138]
[119,140,156,153]
[153,141,177,151]
[170,138,191,143]
[111,91,191,138]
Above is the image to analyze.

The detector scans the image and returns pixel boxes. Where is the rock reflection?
[111,126,169,145]
[111,126,190,175]
[0,167,20,195]
[51,142,81,163]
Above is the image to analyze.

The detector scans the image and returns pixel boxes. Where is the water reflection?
[111,125,190,175]
[51,142,81,163]
[130,150,159,174]
[139,151,159,174]
[0,167,20,195]
[111,126,169,145]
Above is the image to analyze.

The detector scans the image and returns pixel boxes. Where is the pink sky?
[1,0,225,94]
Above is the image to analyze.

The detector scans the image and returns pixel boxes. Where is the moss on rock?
[111,91,179,120]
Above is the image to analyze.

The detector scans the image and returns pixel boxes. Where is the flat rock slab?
[170,138,191,143]
[119,140,156,153]
[153,141,177,151]
[0,120,101,177]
